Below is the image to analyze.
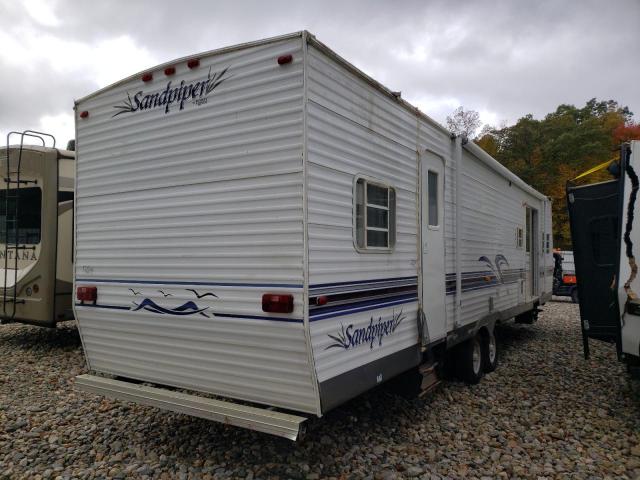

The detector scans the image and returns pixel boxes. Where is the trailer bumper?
[74,374,307,440]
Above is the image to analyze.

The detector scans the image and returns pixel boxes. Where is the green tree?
[475,98,635,249]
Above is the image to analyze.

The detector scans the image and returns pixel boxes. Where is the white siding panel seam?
[302,33,322,416]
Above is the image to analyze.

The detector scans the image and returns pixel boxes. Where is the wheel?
[571,288,579,304]
[456,334,484,384]
[481,329,498,373]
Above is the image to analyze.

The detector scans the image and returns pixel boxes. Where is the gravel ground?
[1,301,640,480]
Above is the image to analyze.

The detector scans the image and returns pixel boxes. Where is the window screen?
[427,170,438,226]
[0,187,42,244]
[355,178,396,250]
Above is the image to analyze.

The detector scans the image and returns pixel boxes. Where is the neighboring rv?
[552,250,578,302]
[72,31,553,440]
[567,140,640,369]
[0,132,75,327]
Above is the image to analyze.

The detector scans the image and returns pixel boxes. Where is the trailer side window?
[545,233,550,254]
[58,191,74,203]
[516,227,523,248]
[354,178,396,251]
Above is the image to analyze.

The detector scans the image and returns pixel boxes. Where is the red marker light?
[187,58,200,69]
[76,286,97,303]
[164,66,176,76]
[79,111,89,119]
[316,295,328,306]
[262,293,294,314]
[141,72,153,82]
[277,54,293,65]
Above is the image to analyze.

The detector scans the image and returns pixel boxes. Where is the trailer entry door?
[525,206,539,299]
[420,151,446,344]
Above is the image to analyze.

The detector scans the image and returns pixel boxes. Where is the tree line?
[467,99,640,249]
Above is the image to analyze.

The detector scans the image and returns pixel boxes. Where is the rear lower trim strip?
[74,374,307,440]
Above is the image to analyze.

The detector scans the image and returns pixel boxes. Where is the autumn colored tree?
[475,98,639,249]
[613,122,640,143]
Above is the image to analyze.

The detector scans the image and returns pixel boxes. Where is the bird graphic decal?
[186,289,218,299]
[125,287,219,318]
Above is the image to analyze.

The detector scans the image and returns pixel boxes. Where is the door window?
[525,207,532,253]
[427,170,439,227]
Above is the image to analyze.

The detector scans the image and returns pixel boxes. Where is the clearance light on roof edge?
[141,72,153,82]
[277,54,293,65]
[164,66,176,76]
[79,111,89,119]
[187,58,200,69]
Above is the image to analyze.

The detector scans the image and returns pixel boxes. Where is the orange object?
[563,275,577,284]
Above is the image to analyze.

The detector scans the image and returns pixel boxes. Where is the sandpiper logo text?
[112,66,230,117]
[325,309,405,351]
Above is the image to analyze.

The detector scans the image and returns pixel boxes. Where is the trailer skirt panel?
[318,344,421,412]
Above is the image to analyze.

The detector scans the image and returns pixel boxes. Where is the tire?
[457,334,484,384]
[571,288,579,304]
[482,329,498,373]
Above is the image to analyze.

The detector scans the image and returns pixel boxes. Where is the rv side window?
[58,191,74,203]
[545,233,550,253]
[516,227,523,248]
[0,187,42,245]
[427,171,438,226]
[354,178,396,250]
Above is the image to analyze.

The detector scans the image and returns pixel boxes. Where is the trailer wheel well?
[478,326,490,342]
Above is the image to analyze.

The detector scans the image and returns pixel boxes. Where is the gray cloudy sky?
[1,0,638,146]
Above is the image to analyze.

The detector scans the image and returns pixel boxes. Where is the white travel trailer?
[73,32,553,439]
[567,140,640,369]
[1,131,75,327]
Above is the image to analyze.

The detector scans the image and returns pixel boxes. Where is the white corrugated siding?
[304,40,550,383]
[306,45,420,381]
[455,150,547,327]
[74,37,319,414]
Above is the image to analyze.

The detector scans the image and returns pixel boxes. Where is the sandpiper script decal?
[112,66,231,117]
[325,309,405,351]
